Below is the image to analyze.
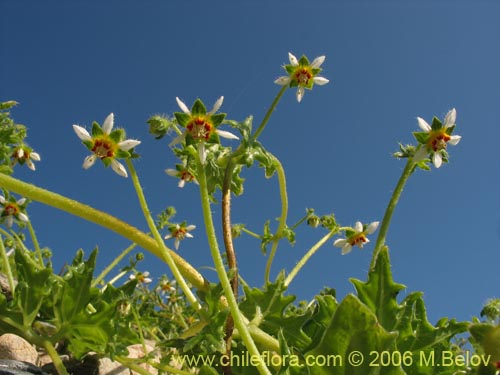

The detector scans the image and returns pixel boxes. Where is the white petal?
[118,139,141,151]
[111,159,128,177]
[333,238,347,248]
[288,52,298,66]
[216,129,239,140]
[274,76,291,86]
[448,135,461,146]
[341,244,353,255]
[444,108,457,127]
[296,87,305,103]
[169,133,186,147]
[185,233,194,239]
[178,179,186,188]
[16,198,26,206]
[73,125,92,142]
[17,148,24,158]
[353,221,363,232]
[365,221,380,234]
[83,154,97,169]
[432,152,443,168]
[313,76,330,86]
[17,212,29,223]
[413,147,428,163]
[417,117,431,132]
[30,152,41,161]
[208,96,224,115]
[165,169,178,177]
[176,97,191,114]
[164,233,173,240]
[102,113,114,134]
[186,225,196,231]
[310,55,326,69]
[0,196,5,204]
[198,143,207,165]
[174,238,180,250]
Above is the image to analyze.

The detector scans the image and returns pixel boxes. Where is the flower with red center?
[413,108,461,168]
[171,97,238,164]
[164,223,196,250]
[73,113,141,177]
[11,145,41,171]
[274,52,329,102]
[0,194,29,228]
[333,221,379,255]
[165,162,198,188]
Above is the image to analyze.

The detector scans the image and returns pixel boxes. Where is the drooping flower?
[11,145,41,171]
[274,52,329,102]
[129,271,153,284]
[413,108,461,168]
[171,97,238,164]
[164,223,196,250]
[165,162,198,188]
[73,113,141,177]
[0,194,29,228]
[333,221,379,255]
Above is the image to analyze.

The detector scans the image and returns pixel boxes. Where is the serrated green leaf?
[350,247,406,330]
[306,294,402,375]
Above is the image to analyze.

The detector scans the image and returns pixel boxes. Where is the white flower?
[73,113,141,177]
[415,108,461,168]
[164,224,196,250]
[129,271,152,284]
[12,146,41,171]
[165,165,198,188]
[0,195,29,228]
[333,221,379,255]
[274,52,329,102]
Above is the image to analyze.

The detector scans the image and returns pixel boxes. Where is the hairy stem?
[0,173,209,291]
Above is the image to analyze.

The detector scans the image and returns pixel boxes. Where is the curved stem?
[0,172,209,292]
[370,158,416,270]
[264,157,288,284]
[0,234,16,294]
[27,220,43,266]
[126,160,202,312]
[251,85,287,142]
[92,241,137,287]
[284,228,338,287]
[197,159,271,375]
[42,339,69,375]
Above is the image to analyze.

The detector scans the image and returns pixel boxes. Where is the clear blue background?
[1,0,499,325]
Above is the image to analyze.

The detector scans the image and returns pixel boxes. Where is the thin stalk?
[0,173,209,291]
[197,161,272,375]
[264,157,288,284]
[222,158,238,374]
[27,221,43,267]
[42,340,69,375]
[370,158,416,270]
[284,228,339,287]
[251,85,287,142]
[92,241,137,287]
[0,234,16,294]
[126,160,202,312]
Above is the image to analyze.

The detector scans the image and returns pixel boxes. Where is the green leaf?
[191,99,207,115]
[413,131,429,144]
[306,294,402,375]
[350,247,406,330]
[174,112,191,127]
[91,121,103,137]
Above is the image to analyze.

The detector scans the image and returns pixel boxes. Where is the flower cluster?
[73,113,141,177]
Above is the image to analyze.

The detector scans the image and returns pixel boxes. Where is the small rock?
[0,359,48,375]
[0,335,38,365]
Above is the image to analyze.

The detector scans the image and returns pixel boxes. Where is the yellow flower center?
[427,130,451,152]
[92,137,117,159]
[294,67,313,86]
[349,233,368,248]
[187,116,213,141]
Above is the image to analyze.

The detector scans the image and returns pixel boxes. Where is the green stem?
[197,160,272,375]
[126,160,202,312]
[284,228,338,287]
[0,173,209,292]
[92,241,137,287]
[264,157,288,284]
[42,340,69,375]
[370,158,416,270]
[0,234,16,294]
[251,85,287,142]
[27,220,43,266]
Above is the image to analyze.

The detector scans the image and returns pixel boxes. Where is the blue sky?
[1,0,499,325]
